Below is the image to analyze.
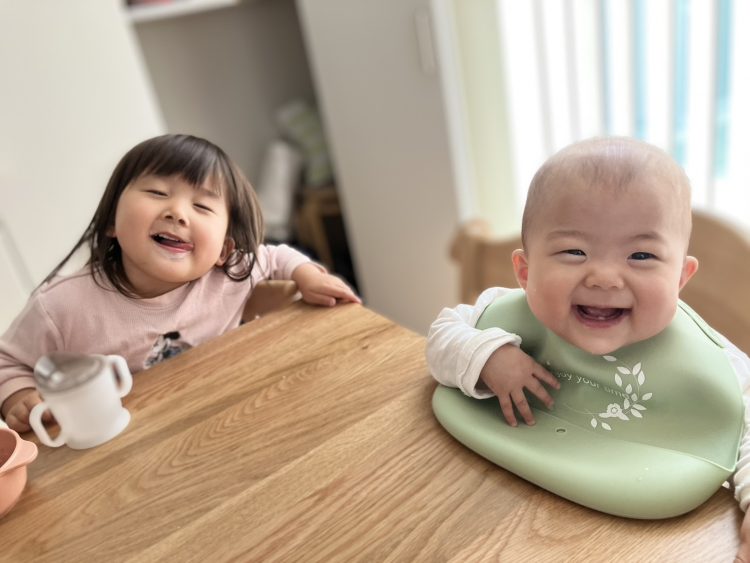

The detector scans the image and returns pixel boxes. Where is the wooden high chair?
[451,210,750,354]
[450,218,521,305]
[682,209,750,354]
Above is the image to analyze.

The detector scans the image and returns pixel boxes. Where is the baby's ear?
[511,249,529,289]
[679,255,699,290]
[216,237,236,266]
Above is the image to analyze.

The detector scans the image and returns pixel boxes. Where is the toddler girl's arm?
[291,263,360,306]
[0,349,39,432]
[257,243,360,306]
[256,243,316,282]
[0,388,44,433]
[0,350,36,413]
[426,287,558,426]
[0,292,63,431]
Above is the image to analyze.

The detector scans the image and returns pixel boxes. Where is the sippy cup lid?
[33,353,106,392]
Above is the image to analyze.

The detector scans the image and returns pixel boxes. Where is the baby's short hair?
[521,137,692,247]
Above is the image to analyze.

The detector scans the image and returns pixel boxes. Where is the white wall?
[133,0,316,183]
[297,0,461,333]
[1,0,463,335]
[451,0,519,237]
[0,0,164,331]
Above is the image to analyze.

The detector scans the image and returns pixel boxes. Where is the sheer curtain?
[436,0,749,232]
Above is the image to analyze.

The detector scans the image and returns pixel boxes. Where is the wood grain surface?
[0,303,741,562]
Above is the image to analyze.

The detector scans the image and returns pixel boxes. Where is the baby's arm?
[734,395,750,563]
[479,342,559,426]
[426,287,559,426]
[723,338,750,561]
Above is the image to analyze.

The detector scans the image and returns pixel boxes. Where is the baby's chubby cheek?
[572,337,620,356]
[524,294,557,328]
[641,306,680,341]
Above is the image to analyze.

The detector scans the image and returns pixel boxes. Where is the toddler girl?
[0,134,360,432]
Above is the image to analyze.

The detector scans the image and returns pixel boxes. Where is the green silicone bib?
[432,290,744,518]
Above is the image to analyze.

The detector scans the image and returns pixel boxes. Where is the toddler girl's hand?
[1,388,49,433]
[292,263,362,307]
[479,344,560,427]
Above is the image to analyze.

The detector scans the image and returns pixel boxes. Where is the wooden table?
[0,304,742,561]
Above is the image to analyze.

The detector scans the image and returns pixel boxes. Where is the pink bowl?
[0,428,38,518]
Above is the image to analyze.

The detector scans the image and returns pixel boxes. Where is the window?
[436,0,749,230]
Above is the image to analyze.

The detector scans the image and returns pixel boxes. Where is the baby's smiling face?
[512,178,698,355]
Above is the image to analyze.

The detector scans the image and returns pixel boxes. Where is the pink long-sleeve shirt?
[0,244,312,407]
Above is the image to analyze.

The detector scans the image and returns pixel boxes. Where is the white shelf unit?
[126,0,461,332]
[125,0,242,24]
[127,0,316,188]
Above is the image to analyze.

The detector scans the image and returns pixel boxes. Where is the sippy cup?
[29,353,132,449]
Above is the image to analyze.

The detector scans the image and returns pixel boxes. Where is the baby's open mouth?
[151,233,194,252]
[575,305,629,323]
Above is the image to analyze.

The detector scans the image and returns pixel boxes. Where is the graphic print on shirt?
[144,331,192,369]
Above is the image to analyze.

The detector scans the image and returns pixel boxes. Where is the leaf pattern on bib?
[591,355,651,431]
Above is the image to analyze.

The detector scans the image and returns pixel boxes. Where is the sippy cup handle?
[107,355,133,398]
[29,402,66,447]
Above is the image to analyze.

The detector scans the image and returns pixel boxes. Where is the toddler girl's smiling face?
[512,178,698,355]
[111,174,233,298]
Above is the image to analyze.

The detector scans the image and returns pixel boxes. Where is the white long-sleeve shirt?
[427,286,750,512]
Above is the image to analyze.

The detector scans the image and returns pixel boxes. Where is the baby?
[427,137,750,557]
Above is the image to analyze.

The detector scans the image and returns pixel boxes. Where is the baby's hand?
[480,344,560,427]
[1,388,49,433]
[292,263,362,307]
[737,540,750,562]
[735,510,750,562]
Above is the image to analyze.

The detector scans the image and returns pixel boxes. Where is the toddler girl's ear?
[216,237,236,266]
[511,249,529,289]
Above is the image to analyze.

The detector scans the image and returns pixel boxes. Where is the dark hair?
[44,134,264,296]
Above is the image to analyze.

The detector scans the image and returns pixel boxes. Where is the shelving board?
[125,0,242,24]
